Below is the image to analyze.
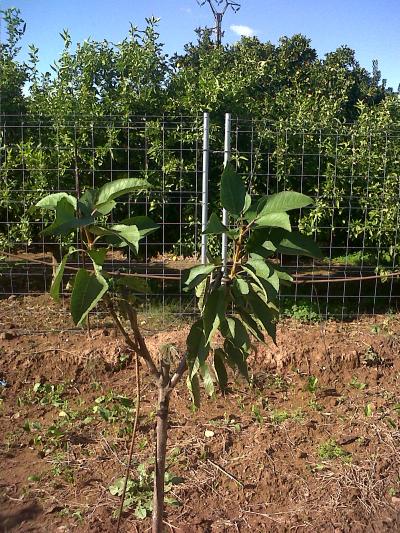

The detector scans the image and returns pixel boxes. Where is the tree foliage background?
[1,7,399,262]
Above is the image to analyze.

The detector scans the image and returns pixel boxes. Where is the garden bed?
[1,295,400,532]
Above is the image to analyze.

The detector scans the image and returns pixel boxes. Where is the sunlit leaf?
[257,191,313,214]
[220,163,246,217]
[71,269,108,325]
[36,193,77,211]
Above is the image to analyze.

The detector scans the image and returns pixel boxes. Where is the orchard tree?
[36,166,321,532]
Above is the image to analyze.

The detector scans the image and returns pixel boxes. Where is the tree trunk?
[152,375,170,533]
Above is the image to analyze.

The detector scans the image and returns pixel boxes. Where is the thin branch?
[116,351,141,533]
[104,294,139,352]
[123,302,160,379]
[169,353,188,391]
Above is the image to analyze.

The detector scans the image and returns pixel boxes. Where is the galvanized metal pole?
[201,112,210,265]
[222,113,231,277]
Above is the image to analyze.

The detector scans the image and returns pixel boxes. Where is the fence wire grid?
[1,113,400,330]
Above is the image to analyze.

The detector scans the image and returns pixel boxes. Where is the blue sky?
[2,0,399,90]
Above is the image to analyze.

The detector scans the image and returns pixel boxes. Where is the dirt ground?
[1,295,400,532]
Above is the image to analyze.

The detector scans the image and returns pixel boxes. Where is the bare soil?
[1,295,400,532]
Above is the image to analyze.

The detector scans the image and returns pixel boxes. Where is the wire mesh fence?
[1,113,400,329]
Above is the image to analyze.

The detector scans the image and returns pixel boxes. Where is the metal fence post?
[201,112,210,265]
[222,113,231,277]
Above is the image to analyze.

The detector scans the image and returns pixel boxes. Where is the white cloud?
[230,24,256,38]
[180,7,192,14]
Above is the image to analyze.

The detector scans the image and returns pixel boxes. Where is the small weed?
[363,346,384,367]
[281,301,321,322]
[19,382,69,409]
[318,440,351,461]
[364,403,373,417]
[109,462,181,519]
[306,375,318,393]
[349,377,366,390]
[27,474,41,483]
[308,398,324,412]
[393,403,400,415]
[92,392,135,435]
[270,409,303,424]
[251,404,264,425]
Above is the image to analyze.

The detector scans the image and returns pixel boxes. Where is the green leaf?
[236,307,265,344]
[135,506,147,520]
[36,193,77,211]
[187,319,209,365]
[213,349,228,391]
[94,178,149,211]
[203,212,229,235]
[183,264,216,291]
[254,212,291,231]
[41,197,94,236]
[231,278,250,307]
[78,190,97,216]
[247,287,277,343]
[88,248,107,269]
[246,231,276,259]
[71,269,108,325]
[224,340,249,380]
[257,191,313,214]
[49,253,69,301]
[274,266,293,285]
[203,286,227,345]
[220,163,246,217]
[220,316,251,351]
[199,362,215,396]
[241,263,270,301]
[110,224,140,253]
[195,278,208,312]
[91,224,140,253]
[270,229,322,259]
[243,193,252,214]
[235,277,250,295]
[186,373,200,408]
[121,216,159,238]
[243,201,258,222]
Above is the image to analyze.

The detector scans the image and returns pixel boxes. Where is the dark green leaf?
[203,286,227,345]
[203,212,229,235]
[78,190,97,216]
[270,229,322,259]
[186,374,200,408]
[220,163,246,217]
[213,349,228,391]
[236,307,265,344]
[187,319,209,364]
[248,287,277,343]
[49,253,69,301]
[224,340,249,380]
[220,316,251,351]
[71,269,109,325]
[41,197,94,236]
[88,248,107,269]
